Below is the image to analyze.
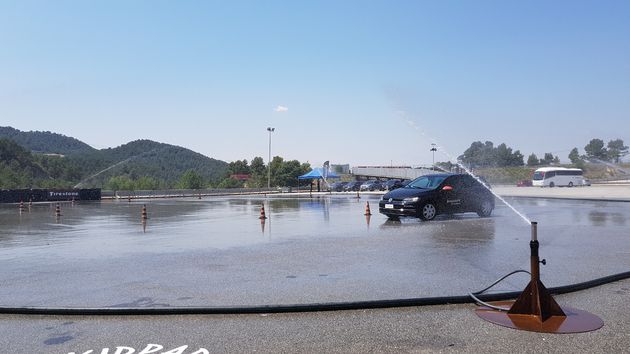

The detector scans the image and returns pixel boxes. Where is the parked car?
[343,181,363,192]
[378,173,495,221]
[517,179,532,187]
[382,179,404,191]
[329,181,348,192]
[360,180,383,191]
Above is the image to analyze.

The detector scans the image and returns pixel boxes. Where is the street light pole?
[267,127,275,189]
[430,143,437,171]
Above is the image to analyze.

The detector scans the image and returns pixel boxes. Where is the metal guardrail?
[591,179,630,185]
[101,188,280,199]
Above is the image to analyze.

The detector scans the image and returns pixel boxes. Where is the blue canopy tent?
[298,168,340,192]
[298,168,340,180]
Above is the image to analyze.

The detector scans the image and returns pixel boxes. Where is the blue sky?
[1,1,629,166]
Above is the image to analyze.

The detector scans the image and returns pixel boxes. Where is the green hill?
[0,126,95,155]
[0,127,228,189]
[0,139,51,188]
[71,140,228,187]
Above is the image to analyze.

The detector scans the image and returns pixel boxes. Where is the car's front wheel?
[418,202,437,221]
[477,199,493,217]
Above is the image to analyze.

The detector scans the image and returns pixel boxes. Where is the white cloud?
[274,105,288,112]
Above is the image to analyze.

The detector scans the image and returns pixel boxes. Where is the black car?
[329,181,348,192]
[382,179,403,191]
[343,181,363,192]
[378,174,495,221]
[360,180,383,191]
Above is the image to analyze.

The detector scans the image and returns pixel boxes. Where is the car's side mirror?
[442,185,453,191]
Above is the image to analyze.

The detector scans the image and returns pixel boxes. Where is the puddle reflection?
[589,211,627,227]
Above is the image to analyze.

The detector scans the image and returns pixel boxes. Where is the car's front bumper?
[378,201,418,216]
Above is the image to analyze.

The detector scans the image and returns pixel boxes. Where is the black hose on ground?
[1,271,629,316]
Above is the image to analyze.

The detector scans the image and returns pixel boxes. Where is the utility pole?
[430,143,437,171]
[267,127,275,189]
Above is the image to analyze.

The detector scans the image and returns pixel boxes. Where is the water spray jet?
[73,149,161,189]
[397,112,531,225]
[392,107,604,332]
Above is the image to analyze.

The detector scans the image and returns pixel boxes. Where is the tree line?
[457,138,628,169]
[574,138,628,164]
[104,156,312,190]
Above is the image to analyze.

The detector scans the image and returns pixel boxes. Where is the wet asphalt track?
[1,196,628,307]
[0,195,629,353]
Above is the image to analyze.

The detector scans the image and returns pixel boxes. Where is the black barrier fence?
[0,189,101,203]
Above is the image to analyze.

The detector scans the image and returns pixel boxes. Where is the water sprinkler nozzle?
[531,221,537,242]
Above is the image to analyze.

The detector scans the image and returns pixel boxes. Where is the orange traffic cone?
[19,201,24,212]
[141,204,148,220]
[259,204,267,219]
[364,201,372,216]
[55,203,62,217]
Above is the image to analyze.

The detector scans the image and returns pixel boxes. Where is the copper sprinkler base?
[475,301,603,333]
[475,222,603,333]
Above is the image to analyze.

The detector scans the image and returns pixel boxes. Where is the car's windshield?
[406,176,447,190]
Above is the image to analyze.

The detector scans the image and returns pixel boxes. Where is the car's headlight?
[380,195,387,201]
[403,197,419,202]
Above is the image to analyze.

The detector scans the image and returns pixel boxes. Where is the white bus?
[532,167,586,187]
